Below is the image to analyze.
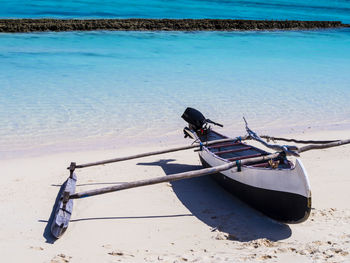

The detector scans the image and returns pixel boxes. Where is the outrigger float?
[51,107,350,238]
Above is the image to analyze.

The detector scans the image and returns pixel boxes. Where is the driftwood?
[69,152,280,199]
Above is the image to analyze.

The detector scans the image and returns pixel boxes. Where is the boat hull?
[199,154,311,223]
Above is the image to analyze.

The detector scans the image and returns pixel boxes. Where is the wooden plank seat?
[214,146,252,155]
[208,142,242,149]
[227,153,263,162]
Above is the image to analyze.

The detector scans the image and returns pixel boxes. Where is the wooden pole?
[74,137,241,169]
[259,135,338,144]
[244,118,300,156]
[70,138,350,199]
[70,152,280,199]
[298,139,350,153]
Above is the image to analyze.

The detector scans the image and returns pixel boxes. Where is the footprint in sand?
[108,250,135,258]
[29,246,44,251]
[51,254,71,263]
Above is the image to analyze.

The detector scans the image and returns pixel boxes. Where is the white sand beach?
[0,129,349,263]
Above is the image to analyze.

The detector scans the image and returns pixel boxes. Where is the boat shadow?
[137,159,292,242]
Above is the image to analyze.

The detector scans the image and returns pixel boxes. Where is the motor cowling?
[181,107,207,131]
[182,107,224,138]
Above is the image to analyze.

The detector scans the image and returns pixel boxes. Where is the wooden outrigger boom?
[50,110,350,239]
[73,137,241,169]
[51,150,281,238]
[69,152,282,200]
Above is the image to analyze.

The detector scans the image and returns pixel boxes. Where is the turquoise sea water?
[1,1,350,158]
[1,0,350,23]
[1,29,350,158]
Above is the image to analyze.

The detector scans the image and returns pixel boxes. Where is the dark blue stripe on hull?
[200,156,311,223]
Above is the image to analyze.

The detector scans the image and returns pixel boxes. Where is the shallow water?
[1,1,350,158]
[1,0,350,23]
[1,29,350,158]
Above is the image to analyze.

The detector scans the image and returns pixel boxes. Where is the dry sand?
[0,129,349,263]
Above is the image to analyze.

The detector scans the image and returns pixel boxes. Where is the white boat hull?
[199,148,312,223]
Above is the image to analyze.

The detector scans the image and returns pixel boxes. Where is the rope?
[236,160,241,172]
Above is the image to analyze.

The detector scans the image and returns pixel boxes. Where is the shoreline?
[0,19,348,33]
[2,122,350,161]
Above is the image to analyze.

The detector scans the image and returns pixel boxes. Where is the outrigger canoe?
[182,107,312,223]
[51,108,350,239]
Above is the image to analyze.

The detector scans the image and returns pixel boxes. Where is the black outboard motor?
[182,107,223,137]
[182,107,207,131]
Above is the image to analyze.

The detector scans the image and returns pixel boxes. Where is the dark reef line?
[0,19,348,33]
